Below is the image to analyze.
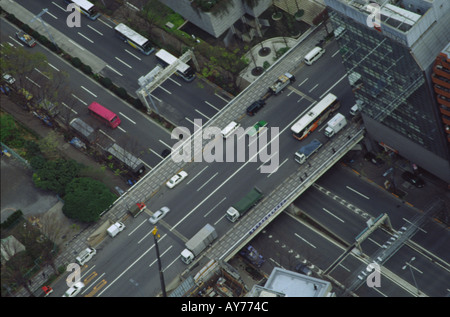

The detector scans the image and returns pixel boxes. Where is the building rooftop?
[249,267,334,297]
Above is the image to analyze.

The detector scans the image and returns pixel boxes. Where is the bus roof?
[156,49,191,74]
[88,102,117,121]
[155,49,178,65]
[71,0,95,11]
[291,93,337,134]
[114,23,149,47]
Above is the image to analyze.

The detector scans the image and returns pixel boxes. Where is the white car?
[149,206,170,224]
[2,74,15,85]
[62,282,85,297]
[166,171,188,189]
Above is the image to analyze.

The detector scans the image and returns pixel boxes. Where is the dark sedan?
[401,171,425,188]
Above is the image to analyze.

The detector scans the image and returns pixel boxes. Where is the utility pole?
[30,9,56,46]
[152,226,166,297]
[402,257,420,296]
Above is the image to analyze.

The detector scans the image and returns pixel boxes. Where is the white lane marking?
[322,207,345,223]
[294,233,317,248]
[78,32,94,43]
[119,112,136,124]
[187,166,209,184]
[87,24,103,36]
[81,85,97,97]
[346,186,370,199]
[197,172,218,192]
[115,57,132,69]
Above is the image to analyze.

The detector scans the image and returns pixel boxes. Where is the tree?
[62,177,116,223]
[38,131,60,160]
[201,46,249,93]
[32,158,81,196]
[0,114,18,144]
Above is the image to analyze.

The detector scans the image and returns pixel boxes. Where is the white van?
[76,247,96,266]
[350,100,363,116]
[221,121,240,139]
[304,47,325,65]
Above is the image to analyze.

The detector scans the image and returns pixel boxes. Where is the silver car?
[63,282,85,297]
[149,206,170,224]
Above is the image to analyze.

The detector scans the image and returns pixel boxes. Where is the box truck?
[324,113,347,138]
[226,187,263,222]
[180,224,218,264]
[107,222,125,238]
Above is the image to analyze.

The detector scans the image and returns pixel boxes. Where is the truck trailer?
[294,139,322,164]
[226,187,263,222]
[180,224,218,264]
[324,113,347,138]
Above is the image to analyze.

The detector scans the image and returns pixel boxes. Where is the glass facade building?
[324,0,450,182]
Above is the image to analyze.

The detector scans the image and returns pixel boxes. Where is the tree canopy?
[62,177,116,223]
[32,158,81,196]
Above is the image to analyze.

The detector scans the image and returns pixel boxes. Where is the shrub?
[62,177,116,223]
[71,57,82,68]
[80,64,92,75]
[115,87,128,99]
[99,77,113,89]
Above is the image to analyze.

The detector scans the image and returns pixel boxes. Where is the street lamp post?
[402,257,420,296]
[152,226,167,297]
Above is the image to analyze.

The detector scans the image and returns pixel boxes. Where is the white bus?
[155,49,196,82]
[64,0,100,20]
[291,93,340,140]
[114,23,154,55]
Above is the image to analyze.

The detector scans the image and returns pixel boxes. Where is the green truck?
[226,187,263,222]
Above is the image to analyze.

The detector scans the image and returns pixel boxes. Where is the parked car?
[402,171,424,188]
[166,171,188,189]
[2,74,15,85]
[295,263,312,276]
[161,149,171,158]
[148,206,170,224]
[247,120,268,137]
[364,152,384,166]
[246,100,265,116]
[62,282,85,297]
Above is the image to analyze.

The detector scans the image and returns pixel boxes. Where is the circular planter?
[251,67,264,77]
[258,47,271,57]
[295,10,304,21]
